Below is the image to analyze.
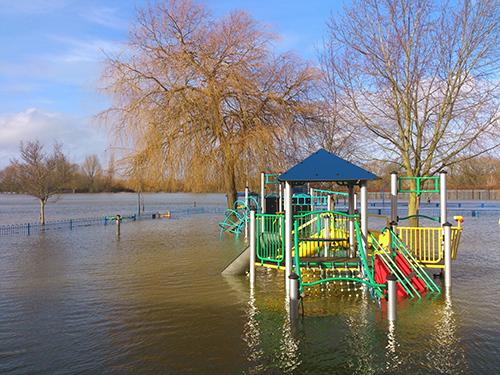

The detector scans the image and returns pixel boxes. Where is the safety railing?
[397,226,462,267]
[294,220,385,298]
[255,213,285,267]
[293,210,350,257]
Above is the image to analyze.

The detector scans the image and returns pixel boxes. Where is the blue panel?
[278,149,378,183]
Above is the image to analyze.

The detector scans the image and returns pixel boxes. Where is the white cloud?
[0,108,109,168]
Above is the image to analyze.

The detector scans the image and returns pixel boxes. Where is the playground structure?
[221,149,463,318]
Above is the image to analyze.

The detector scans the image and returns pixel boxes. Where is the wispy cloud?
[47,34,124,63]
[80,6,129,30]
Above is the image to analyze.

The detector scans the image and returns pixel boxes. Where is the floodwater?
[0,193,499,374]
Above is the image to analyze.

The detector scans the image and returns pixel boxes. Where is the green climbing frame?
[398,176,439,195]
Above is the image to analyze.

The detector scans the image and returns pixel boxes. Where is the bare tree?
[323,0,499,223]
[11,141,74,224]
[81,154,102,192]
[101,0,317,207]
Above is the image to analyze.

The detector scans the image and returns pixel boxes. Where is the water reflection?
[278,299,301,373]
[385,320,401,372]
[243,288,264,374]
[345,287,376,374]
[428,291,467,374]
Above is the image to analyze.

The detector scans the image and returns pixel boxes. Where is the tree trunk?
[39,198,46,225]
[408,192,420,227]
[223,156,237,208]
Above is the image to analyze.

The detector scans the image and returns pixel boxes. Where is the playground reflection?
[427,292,466,373]
[279,300,301,373]
[384,321,400,372]
[242,289,264,374]
[229,269,470,374]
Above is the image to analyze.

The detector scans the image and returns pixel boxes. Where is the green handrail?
[398,214,440,223]
[302,277,385,289]
[389,229,441,294]
[293,210,359,219]
[312,188,348,197]
[370,233,419,299]
[354,222,385,299]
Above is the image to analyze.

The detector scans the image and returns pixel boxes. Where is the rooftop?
[278,149,378,184]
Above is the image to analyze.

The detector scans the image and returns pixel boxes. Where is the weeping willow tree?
[101,0,317,207]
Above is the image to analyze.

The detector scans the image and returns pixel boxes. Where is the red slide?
[374,255,408,297]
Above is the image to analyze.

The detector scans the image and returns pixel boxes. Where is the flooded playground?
[0,193,499,374]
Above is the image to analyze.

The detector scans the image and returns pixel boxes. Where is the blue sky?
[0,0,345,167]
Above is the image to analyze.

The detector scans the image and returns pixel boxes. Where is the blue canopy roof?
[278,149,378,183]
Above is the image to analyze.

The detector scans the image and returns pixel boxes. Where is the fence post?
[70,219,73,230]
[443,222,452,289]
[387,274,397,321]
[249,210,256,288]
[27,223,30,236]
[116,215,121,236]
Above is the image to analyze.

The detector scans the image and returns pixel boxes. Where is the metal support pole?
[443,222,452,289]
[309,187,314,211]
[390,172,398,223]
[389,221,397,256]
[354,193,357,211]
[284,181,293,294]
[279,183,283,212]
[324,215,329,257]
[440,171,447,225]
[137,192,141,216]
[249,210,256,288]
[289,272,300,321]
[327,195,333,211]
[348,184,355,256]
[360,181,368,262]
[289,272,299,303]
[245,186,249,239]
[260,172,266,214]
[387,274,397,321]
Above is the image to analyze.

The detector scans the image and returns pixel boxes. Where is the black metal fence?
[0,206,226,237]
